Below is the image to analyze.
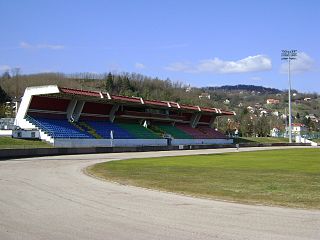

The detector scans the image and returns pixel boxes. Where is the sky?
[0,0,319,93]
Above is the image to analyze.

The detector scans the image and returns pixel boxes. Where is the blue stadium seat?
[84,121,134,139]
[27,116,92,139]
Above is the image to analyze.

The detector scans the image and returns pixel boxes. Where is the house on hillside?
[306,114,318,123]
[287,123,307,136]
[280,113,287,120]
[199,92,210,100]
[247,106,255,113]
[259,110,268,117]
[224,99,230,105]
[304,97,311,102]
[266,98,280,104]
[270,127,280,137]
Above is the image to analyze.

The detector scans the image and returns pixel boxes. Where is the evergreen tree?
[1,71,11,80]
[105,72,114,93]
[122,76,132,92]
[0,86,10,104]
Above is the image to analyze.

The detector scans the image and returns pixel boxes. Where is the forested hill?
[206,85,283,94]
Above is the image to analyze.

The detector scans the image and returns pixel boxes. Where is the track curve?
[0,147,319,240]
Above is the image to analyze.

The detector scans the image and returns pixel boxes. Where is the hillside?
[206,85,283,94]
[1,71,319,136]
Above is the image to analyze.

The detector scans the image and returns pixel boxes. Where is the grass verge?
[0,137,51,149]
[312,139,320,144]
[88,148,320,209]
[233,137,289,144]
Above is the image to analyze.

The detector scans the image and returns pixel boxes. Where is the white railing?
[295,136,318,146]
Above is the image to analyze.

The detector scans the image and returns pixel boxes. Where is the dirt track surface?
[0,147,319,240]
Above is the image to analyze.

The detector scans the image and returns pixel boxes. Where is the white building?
[224,99,230,105]
[266,99,280,104]
[270,127,280,137]
[259,110,268,117]
[199,93,210,99]
[287,123,308,136]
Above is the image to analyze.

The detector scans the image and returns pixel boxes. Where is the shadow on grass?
[232,138,256,144]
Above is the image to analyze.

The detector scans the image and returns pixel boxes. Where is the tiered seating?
[27,116,92,139]
[176,124,209,139]
[157,124,192,139]
[84,121,134,139]
[197,125,227,139]
[155,123,227,139]
[26,116,226,140]
[118,123,161,139]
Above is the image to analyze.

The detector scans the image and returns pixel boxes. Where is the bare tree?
[11,67,21,98]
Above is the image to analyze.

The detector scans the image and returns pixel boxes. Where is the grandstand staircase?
[24,116,54,143]
[76,122,102,139]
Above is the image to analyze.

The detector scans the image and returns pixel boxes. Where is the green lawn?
[88,149,320,209]
[0,137,51,149]
[312,139,320,144]
[233,137,289,144]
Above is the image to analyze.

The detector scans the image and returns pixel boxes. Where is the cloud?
[20,41,64,50]
[281,52,315,73]
[165,55,272,74]
[135,62,146,69]
[0,65,10,72]
[19,42,32,49]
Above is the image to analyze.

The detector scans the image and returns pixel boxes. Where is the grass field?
[0,137,51,149]
[312,139,320,144]
[88,148,320,209]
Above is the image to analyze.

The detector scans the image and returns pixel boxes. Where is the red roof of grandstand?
[59,87,101,98]
[110,95,142,103]
[57,86,234,116]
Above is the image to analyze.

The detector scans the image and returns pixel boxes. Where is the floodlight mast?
[281,50,297,143]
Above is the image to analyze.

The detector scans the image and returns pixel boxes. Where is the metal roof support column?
[190,113,201,128]
[72,100,85,122]
[109,104,119,123]
[66,99,78,121]
[209,115,217,128]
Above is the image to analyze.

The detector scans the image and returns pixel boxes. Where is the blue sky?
[0,0,319,92]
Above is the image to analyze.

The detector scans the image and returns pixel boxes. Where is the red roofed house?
[287,123,307,136]
[266,99,280,104]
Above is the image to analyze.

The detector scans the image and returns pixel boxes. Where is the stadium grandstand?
[14,85,235,147]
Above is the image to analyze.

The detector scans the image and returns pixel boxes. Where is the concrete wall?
[171,138,233,145]
[0,142,311,160]
[53,138,168,148]
[0,130,12,136]
[15,85,60,128]
[295,136,318,146]
[12,130,40,139]
[52,138,233,148]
